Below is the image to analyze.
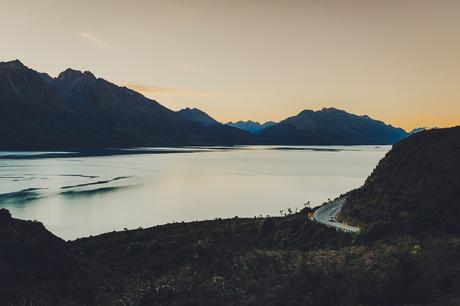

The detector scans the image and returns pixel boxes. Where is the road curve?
[312,197,360,233]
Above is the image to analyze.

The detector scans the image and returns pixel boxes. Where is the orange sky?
[1,0,459,130]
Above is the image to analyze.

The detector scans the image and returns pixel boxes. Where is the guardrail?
[310,197,360,233]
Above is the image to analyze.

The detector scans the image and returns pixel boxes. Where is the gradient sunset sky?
[1,0,459,130]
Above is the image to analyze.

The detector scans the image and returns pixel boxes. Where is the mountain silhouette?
[0,60,252,149]
[257,108,407,145]
[0,60,408,148]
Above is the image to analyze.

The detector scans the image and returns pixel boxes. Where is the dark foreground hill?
[2,206,460,305]
[0,60,408,148]
[341,126,460,237]
[0,209,91,305]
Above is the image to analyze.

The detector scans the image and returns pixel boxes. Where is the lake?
[0,146,389,240]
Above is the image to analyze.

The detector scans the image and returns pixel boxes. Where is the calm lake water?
[0,146,389,240]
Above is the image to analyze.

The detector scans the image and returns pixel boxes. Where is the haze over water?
[0,146,389,240]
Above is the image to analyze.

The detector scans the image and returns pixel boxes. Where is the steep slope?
[227,120,277,134]
[52,68,253,146]
[341,126,460,236]
[0,60,252,149]
[0,60,106,148]
[177,107,220,126]
[258,108,407,145]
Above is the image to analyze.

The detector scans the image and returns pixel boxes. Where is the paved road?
[312,197,360,233]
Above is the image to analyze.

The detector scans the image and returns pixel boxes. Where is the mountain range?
[226,120,277,134]
[0,60,409,149]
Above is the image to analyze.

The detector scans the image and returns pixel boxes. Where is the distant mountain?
[226,120,277,134]
[177,107,220,126]
[341,126,460,236]
[0,60,252,149]
[257,108,408,145]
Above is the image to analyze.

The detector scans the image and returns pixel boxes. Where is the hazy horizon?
[2,0,460,130]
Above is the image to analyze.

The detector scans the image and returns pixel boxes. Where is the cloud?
[124,83,219,98]
[78,32,111,49]
[179,64,203,73]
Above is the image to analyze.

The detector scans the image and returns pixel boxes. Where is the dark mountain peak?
[54,68,98,102]
[83,70,96,79]
[297,107,349,116]
[297,107,358,118]
[177,107,220,126]
[179,107,204,114]
[0,59,26,69]
[57,68,96,82]
[227,120,253,125]
[319,107,351,116]
[320,107,340,112]
[229,120,275,125]
[57,68,82,79]
[181,107,202,113]
[297,109,314,116]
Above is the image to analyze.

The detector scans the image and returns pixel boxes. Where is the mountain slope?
[257,108,408,145]
[0,61,106,148]
[226,120,276,134]
[0,60,252,149]
[341,126,460,236]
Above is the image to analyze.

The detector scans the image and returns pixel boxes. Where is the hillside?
[341,126,460,236]
[258,108,407,145]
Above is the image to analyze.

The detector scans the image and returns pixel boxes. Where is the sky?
[1,0,459,130]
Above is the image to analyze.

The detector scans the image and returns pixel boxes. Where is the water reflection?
[0,145,389,240]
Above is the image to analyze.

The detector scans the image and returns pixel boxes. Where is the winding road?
[312,197,360,233]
